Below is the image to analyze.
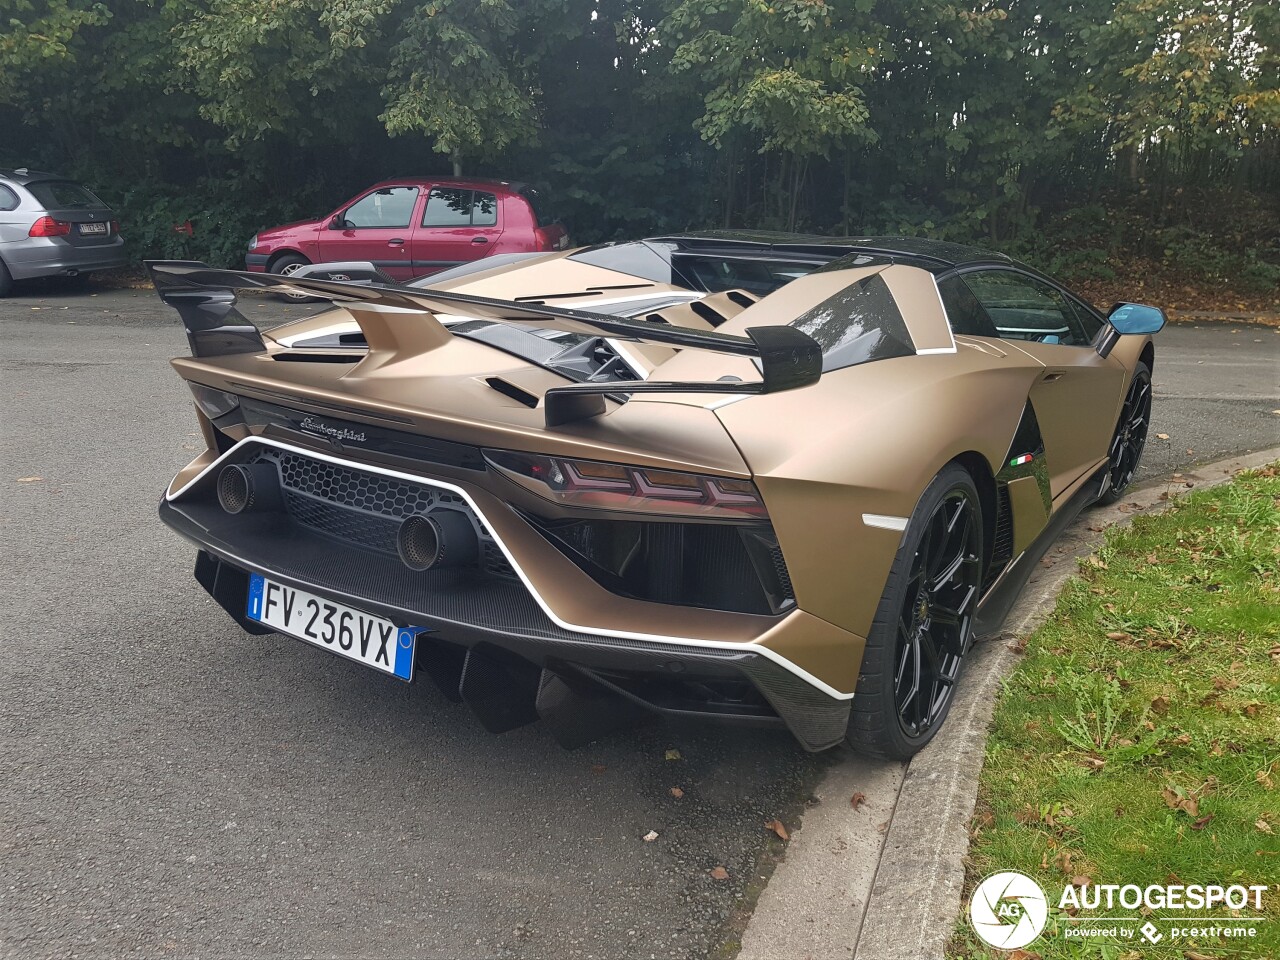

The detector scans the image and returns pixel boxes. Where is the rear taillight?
[484,449,767,519]
[29,216,72,238]
[110,219,120,235]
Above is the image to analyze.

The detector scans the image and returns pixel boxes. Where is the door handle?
[471,237,489,244]
[387,238,405,246]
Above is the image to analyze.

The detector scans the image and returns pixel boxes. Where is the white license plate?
[246,573,420,680]
[78,222,108,235]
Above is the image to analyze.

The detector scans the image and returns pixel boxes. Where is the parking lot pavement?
[2,285,1277,960]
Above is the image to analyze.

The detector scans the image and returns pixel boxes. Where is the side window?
[342,187,419,228]
[423,188,472,227]
[961,270,1091,346]
[936,275,998,338]
[0,185,18,211]
[421,188,499,228]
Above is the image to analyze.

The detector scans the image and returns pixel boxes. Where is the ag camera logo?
[969,871,1049,949]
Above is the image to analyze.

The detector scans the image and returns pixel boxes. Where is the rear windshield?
[520,187,557,227]
[673,254,818,296]
[26,180,105,209]
[790,273,914,372]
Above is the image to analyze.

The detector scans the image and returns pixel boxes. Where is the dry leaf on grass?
[850,792,867,811]
[1161,787,1198,817]
[1150,695,1170,715]
[1191,814,1215,830]
[1257,767,1275,790]
[1009,950,1042,960]
[709,866,729,880]
[669,787,684,799]
[1070,875,1092,887]
[642,830,659,842]
[1256,820,1274,835]
[765,819,790,841]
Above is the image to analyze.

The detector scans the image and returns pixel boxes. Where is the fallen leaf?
[850,792,867,811]
[16,476,43,483]
[1257,820,1274,835]
[1150,695,1170,715]
[1161,786,1198,817]
[709,866,729,880]
[1106,631,1132,642]
[664,749,682,761]
[1009,951,1043,960]
[590,764,606,775]
[1085,555,1107,569]
[642,830,659,842]
[1156,433,1170,440]
[1256,767,1275,790]
[1070,875,1092,887]
[1191,814,1215,830]
[765,819,789,841]
[670,787,684,799]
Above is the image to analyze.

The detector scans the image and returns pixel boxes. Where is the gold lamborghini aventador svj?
[150,233,1164,757]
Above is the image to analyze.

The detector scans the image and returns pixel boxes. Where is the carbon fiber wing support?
[145,261,823,426]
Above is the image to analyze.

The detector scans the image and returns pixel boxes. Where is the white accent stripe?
[862,513,909,531]
[917,275,959,355]
[167,437,853,700]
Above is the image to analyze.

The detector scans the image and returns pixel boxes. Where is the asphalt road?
[2,283,1278,960]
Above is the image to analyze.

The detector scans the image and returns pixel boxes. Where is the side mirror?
[328,214,346,230]
[1108,302,1166,336]
[1096,302,1165,358]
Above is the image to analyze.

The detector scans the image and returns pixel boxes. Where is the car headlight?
[247,234,259,252]
[189,383,240,420]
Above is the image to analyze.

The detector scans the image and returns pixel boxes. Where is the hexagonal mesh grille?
[247,449,514,578]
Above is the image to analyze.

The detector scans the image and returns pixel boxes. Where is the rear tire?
[845,464,985,759]
[269,253,314,302]
[0,258,12,298]
[1096,361,1152,505]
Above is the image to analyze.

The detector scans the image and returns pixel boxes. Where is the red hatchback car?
[246,178,568,282]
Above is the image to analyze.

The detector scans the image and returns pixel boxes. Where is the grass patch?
[950,468,1280,959]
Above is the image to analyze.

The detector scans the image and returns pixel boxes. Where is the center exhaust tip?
[397,511,478,571]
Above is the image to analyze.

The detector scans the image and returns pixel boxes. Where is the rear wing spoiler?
[145,261,822,426]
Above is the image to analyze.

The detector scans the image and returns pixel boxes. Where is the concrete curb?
[735,447,1280,960]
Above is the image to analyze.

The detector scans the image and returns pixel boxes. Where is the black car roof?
[649,231,1013,272]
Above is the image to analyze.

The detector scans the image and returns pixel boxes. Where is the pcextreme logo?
[969,872,1049,949]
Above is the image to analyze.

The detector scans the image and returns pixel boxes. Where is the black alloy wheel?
[1098,361,1152,504]
[846,463,985,759]
[892,488,983,739]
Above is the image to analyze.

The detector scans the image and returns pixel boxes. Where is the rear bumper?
[3,236,128,279]
[159,440,853,750]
